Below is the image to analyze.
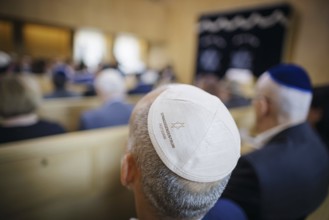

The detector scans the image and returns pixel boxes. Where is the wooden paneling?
[23,23,71,58]
[0,0,167,42]
[0,20,14,52]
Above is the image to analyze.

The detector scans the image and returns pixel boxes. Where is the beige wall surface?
[24,24,71,58]
[165,0,329,85]
[0,0,328,84]
[0,20,14,52]
[0,0,167,42]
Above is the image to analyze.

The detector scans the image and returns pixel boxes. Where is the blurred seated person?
[0,51,11,76]
[222,64,329,220]
[79,68,133,130]
[82,62,122,97]
[30,58,48,75]
[0,75,66,144]
[128,69,158,94]
[44,70,80,99]
[225,67,255,98]
[218,80,251,109]
[195,73,219,96]
[51,58,75,79]
[20,55,32,74]
[72,61,94,85]
[196,73,250,108]
[156,64,176,86]
[308,85,329,150]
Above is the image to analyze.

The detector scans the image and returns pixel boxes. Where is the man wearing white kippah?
[121,84,241,220]
[222,64,329,220]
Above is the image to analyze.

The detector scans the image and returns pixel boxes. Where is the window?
[73,29,107,70]
[113,34,145,74]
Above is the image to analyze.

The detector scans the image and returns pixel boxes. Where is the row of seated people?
[1,67,329,151]
[42,68,157,99]
[0,65,253,144]
[41,66,329,153]
[0,63,329,220]
[0,68,135,144]
[0,51,176,99]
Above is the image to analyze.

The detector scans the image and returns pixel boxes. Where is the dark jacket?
[0,120,65,144]
[223,123,329,220]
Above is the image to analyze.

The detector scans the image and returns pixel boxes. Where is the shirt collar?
[0,113,38,127]
[252,120,304,149]
[104,97,124,106]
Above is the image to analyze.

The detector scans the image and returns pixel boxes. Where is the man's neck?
[134,194,202,220]
[256,116,278,134]
[101,94,124,104]
[253,118,305,149]
[134,184,160,220]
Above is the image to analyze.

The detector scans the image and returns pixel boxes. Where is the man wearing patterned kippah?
[121,84,242,220]
[222,64,329,220]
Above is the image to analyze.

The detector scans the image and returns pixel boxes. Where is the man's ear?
[121,153,138,189]
[258,96,271,118]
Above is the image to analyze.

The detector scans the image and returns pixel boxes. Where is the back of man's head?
[52,71,68,90]
[122,84,241,220]
[256,64,312,124]
[94,68,125,101]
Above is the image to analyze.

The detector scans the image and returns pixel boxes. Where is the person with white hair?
[121,84,242,220]
[221,64,329,220]
[79,68,133,130]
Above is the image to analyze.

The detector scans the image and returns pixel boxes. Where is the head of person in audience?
[31,58,47,74]
[195,73,220,97]
[308,85,329,147]
[0,51,11,75]
[253,64,312,134]
[308,85,329,127]
[94,68,126,103]
[0,75,41,126]
[121,84,241,220]
[52,70,69,91]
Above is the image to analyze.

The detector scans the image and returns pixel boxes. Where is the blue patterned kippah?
[268,64,312,92]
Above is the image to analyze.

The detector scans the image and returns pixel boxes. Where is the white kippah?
[148,84,241,182]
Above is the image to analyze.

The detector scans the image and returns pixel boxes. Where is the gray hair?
[128,97,230,220]
[94,68,126,99]
[256,73,312,124]
[0,75,41,119]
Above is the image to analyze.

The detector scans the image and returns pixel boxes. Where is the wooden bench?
[38,95,144,131]
[0,126,136,220]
